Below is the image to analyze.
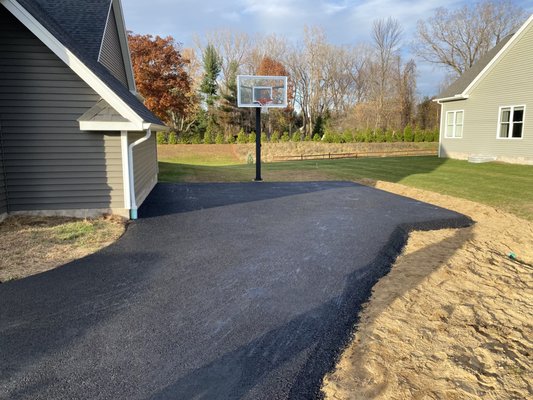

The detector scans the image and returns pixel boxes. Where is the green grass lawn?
[158,155,533,220]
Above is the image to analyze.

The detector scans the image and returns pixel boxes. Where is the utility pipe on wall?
[128,128,151,220]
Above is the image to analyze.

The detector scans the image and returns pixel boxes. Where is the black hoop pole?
[254,107,262,181]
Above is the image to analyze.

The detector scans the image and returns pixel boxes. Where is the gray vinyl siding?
[0,141,7,215]
[129,133,157,206]
[98,5,129,87]
[440,21,533,164]
[0,6,125,212]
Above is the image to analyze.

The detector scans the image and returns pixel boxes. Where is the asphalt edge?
[288,213,474,399]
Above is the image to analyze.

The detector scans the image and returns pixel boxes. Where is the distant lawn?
[158,153,533,220]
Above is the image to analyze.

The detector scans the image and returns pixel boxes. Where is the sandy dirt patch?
[0,215,126,282]
[322,181,532,399]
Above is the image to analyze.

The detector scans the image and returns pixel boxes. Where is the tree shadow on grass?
[157,156,448,186]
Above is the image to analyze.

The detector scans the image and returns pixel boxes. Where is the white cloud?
[122,0,490,95]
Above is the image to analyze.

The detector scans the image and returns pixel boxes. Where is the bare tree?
[396,58,416,129]
[371,17,402,129]
[414,0,526,76]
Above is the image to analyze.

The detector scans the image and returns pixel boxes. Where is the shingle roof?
[437,34,514,100]
[78,99,129,122]
[16,0,163,126]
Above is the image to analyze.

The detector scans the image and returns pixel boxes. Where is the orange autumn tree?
[128,33,193,130]
[256,57,295,135]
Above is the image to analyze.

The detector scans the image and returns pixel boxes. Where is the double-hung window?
[445,110,464,138]
[498,106,525,139]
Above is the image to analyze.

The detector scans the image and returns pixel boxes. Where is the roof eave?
[461,14,533,96]
[79,120,169,132]
[434,94,469,104]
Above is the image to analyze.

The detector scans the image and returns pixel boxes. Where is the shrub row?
[157,126,439,145]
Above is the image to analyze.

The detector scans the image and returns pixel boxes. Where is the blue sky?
[122,0,533,97]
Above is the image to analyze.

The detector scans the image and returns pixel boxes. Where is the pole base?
[253,178,263,182]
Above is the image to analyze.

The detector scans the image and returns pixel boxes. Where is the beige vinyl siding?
[0,6,125,212]
[128,132,157,206]
[440,21,533,164]
[98,4,128,87]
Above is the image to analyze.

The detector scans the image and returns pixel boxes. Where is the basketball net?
[257,98,272,113]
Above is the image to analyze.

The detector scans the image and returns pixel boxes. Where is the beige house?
[435,14,533,165]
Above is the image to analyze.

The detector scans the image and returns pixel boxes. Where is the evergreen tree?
[218,60,242,135]
[200,44,222,106]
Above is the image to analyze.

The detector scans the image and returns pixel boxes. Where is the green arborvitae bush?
[403,125,414,142]
[226,134,235,144]
[168,131,178,144]
[395,130,404,142]
[191,134,202,144]
[342,130,354,143]
[203,131,213,144]
[270,131,280,143]
[373,129,383,143]
[414,128,425,142]
[215,133,225,144]
[236,129,248,144]
[261,132,268,142]
[385,130,394,143]
[312,133,321,142]
[157,132,168,144]
[281,132,290,142]
[248,132,256,143]
[291,131,302,142]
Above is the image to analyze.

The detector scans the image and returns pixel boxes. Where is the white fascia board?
[463,14,533,96]
[80,121,169,132]
[80,120,144,131]
[3,0,143,125]
[434,95,469,104]
[112,0,137,92]
[143,123,170,131]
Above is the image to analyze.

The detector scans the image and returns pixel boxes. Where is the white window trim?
[444,110,464,139]
[496,105,526,140]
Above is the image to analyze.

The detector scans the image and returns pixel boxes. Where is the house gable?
[98,0,136,92]
[438,14,533,164]
[0,5,127,213]
[2,0,164,130]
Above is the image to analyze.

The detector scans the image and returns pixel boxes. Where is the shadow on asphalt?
[151,222,473,399]
[0,250,161,392]
[1,182,473,399]
[138,181,358,218]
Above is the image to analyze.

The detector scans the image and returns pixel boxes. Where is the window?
[498,106,525,139]
[445,110,464,138]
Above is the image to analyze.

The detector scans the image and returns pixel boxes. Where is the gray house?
[435,14,533,165]
[0,0,166,222]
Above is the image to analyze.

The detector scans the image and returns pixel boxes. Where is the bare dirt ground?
[322,181,533,400]
[0,215,126,282]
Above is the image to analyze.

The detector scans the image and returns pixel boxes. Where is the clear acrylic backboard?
[237,75,288,108]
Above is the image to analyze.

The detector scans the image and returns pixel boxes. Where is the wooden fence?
[271,148,438,162]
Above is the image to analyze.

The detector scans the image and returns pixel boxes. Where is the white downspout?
[128,128,152,219]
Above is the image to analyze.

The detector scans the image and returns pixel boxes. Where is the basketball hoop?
[236,75,288,181]
[254,97,273,106]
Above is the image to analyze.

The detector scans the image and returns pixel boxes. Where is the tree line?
[127,0,526,144]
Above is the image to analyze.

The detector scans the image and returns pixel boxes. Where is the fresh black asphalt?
[0,182,471,400]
